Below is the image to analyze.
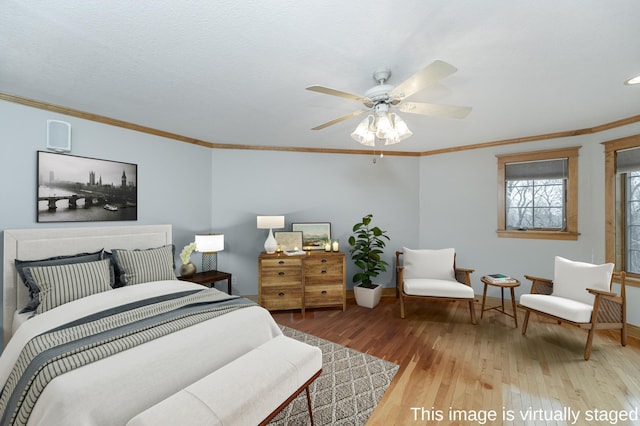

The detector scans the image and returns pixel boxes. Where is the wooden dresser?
[258,251,346,313]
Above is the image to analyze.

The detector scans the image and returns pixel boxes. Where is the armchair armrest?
[524,274,553,295]
[454,268,474,286]
[587,288,616,298]
[591,272,626,326]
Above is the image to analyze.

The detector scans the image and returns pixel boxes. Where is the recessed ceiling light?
[624,74,640,85]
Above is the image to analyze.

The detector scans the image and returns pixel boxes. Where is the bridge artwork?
[38,188,135,212]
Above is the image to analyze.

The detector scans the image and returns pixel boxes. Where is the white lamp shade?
[375,113,393,139]
[195,234,224,253]
[257,215,285,229]
[391,113,412,141]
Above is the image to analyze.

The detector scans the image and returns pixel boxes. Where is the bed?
[1,225,321,425]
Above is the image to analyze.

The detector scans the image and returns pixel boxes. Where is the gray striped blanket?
[0,288,255,426]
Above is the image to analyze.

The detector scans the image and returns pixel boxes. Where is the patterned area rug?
[269,326,399,426]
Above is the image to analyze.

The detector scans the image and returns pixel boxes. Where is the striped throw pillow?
[15,250,105,313]
[24,259,113,314]
[112,245,177,286]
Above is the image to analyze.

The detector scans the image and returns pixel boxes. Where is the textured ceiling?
[2,1,639,153]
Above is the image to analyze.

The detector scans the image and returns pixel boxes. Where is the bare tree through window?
[626,171,640,273]
[506,179,564,229]
[497,146,578,240]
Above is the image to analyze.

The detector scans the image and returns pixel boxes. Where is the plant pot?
[354,284,382,308]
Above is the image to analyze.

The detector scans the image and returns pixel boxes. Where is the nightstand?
[179,270,232,294]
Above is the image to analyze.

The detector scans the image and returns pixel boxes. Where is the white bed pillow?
[402,247,456,281]
[552,256,613,305]
[111,245,177,286]
[24,259,113,314]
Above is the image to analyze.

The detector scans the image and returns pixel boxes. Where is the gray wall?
[2,99,640,327]
[210,149,420,296]
[0,101,213,330]
[418,126,640,326]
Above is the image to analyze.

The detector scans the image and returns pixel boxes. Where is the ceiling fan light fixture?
[384,135,400,146]
[352,108,413,146]
[625,74,640,85]
[391,113,412,142]
[307,60,470,147]
[375,113,393,139]
[351,115,376,146]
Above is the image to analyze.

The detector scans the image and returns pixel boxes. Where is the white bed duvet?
[0,281,283,426]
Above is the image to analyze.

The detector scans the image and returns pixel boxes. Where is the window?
[604,134,640,284]
[496,147,580,240]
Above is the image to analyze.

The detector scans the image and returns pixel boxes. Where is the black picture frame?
[37,151,138,223]
[292,222,331,250]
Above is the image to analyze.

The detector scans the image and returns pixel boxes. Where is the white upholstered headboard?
[2,224,173,347]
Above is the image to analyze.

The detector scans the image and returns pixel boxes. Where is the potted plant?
[348,214,390,308]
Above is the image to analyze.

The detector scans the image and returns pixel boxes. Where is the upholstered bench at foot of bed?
[126,335,323,426]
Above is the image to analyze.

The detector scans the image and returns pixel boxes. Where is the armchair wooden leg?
[400,294,406,319]
[521,310,531,335]
[585,328,596,361]
[622,323,627,347]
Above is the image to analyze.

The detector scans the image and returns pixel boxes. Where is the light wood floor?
[271,296,640,426]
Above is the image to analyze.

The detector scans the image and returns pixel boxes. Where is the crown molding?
[2,92,639,157]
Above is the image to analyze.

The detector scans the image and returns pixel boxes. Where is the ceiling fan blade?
[311,109,369,130]
[399,101,472,119]
[306,85,366,102]
[390,60,458,100]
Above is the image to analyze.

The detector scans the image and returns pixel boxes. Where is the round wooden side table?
[480,276,521,327]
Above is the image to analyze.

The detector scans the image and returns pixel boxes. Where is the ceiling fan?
[306,60,471,146]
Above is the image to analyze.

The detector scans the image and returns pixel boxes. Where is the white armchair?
[396,248,476,324]
[519,256,627,360]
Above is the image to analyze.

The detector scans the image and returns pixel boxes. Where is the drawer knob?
[321,270,327,274]
[278,272,285,276]
[278,292,285,297]
[321,290,327,295]
[321,259,327,263]
[278,260,285,265]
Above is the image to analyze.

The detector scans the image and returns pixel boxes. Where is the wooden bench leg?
[305,386,314,426]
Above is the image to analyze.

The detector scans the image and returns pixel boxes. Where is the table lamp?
[257,215,285,254]
[195,234,224,271]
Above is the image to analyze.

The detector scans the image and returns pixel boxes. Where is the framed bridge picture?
[37,151,138,223]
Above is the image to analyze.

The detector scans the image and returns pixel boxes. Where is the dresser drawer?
[260,267,302,287]
[261,258,303,268]
[304,257,343,277]
[261,287,303,311]
[304,284,344,307]
[304,266,343,282]
[304,255,341,267]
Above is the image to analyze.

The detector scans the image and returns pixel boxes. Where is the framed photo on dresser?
[292,222,331,250]
[274,231,303,251]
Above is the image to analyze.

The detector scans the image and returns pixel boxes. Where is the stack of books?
[483,273,517,284]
